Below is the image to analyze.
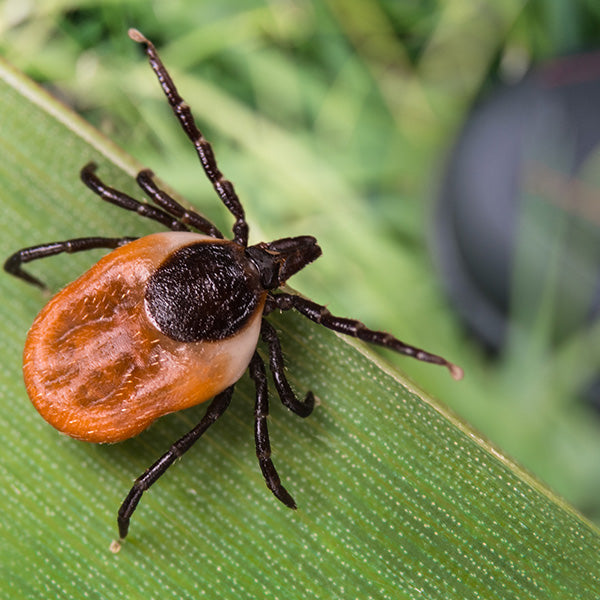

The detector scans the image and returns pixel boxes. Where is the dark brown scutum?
[145,242,262,342]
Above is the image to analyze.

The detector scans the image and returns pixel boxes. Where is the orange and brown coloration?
[4,29,462,545]
[23,233,266,442]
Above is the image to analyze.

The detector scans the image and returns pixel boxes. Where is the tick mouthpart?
[246,236,322,290]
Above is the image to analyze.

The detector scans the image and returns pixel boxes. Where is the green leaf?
[1,55,599,600]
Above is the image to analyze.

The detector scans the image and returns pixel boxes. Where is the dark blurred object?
[435,52,600,403]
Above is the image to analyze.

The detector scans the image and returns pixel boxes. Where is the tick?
[5,29,463,546]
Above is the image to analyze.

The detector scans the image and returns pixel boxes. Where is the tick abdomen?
[23,232,266,443]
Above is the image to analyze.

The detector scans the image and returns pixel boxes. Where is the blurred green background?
[1,0,600,525]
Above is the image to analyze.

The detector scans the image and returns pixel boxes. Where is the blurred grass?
[0,0,599,545]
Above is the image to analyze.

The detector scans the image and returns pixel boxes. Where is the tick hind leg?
[267,293,464,380]
[128,29,248,246]
[117,385,234,542]
[248,351,297,509]
[4,236,137,289]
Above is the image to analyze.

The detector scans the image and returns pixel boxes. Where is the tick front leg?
[128,29,248,246]
[267,293,464,380]
[248,352,297,509]
[116,386,234,542]
[4,236,137,289]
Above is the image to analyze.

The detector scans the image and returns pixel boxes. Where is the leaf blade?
[1,55,599,600]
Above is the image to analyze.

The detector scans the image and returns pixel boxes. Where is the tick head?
[245,236,322,290]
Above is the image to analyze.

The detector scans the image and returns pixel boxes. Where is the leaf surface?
[1,56,599,600]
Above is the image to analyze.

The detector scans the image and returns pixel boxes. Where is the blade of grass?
[1,55,599,600]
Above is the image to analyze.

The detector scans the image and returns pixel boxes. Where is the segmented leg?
[267,293,464,380]
[128,28,248,246]
[81,162,189,232]
[4,236,136,289]
[260,319,314,418]
[136,169,223,238]
[117,386,234,540]
[248,352,297,509]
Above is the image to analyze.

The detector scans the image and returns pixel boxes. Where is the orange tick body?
[24,233,265,443]
[5,29,462,545]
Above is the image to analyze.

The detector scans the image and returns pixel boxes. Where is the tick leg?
[128,29,248,247]
[260,319,314,418]
[267,293,464,380]
[117,386,234,541]
[81,162,190,232]
[4,236,136,289]
[248,352,297,509]
[136,169,223,238]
